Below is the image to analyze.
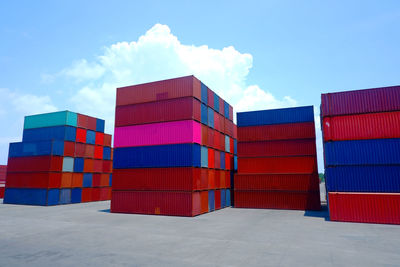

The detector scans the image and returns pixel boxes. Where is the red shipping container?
[215,190,221,209]
[208,148,215,169]
[61,173,72,188]
[115,97,201,127]
[208,169,215,189]
[84,159,94,172]
[92,187,101,201]
[93,160,103,173]
[225,153,232,170]
[104,134,112,147]
[207,127,214,148]
[63,141,75,157]
[321,85,400,117]
[225,119,234,137]
[238,156,317,174]
[201,124,208,145]
[225,171,231,188]
[0,186,4,198]
[238,122,316,142]
[100,174,109,187]
[200,169,208,190]
[87,116,97,131]
[95,132,104,145]
[219,99,224,116]
[214,150,221,169]
[229,105,233,121]
[81,188,92,202]
[234,191,321,210]
[234,173,320,191]
[200,191,209,214]
[233,124,237,139]
[116,75,201,106]
[323,111,400,141]
[328,192,400,224]
[94,146,103,159]
[238,139,317,157]
[112,168,202,191]
[6,172,62,188]
[99,187,110,201]
[92,174,102,187]
[207,88,214,108]
[84,144,95,158]
[215,170,221,188]
[75,143,85,157]
[71,173,83,188]
[77,114,89,129]
[76,128,86,143]
[214,112,220,132]
[103,160,112,173]
[230,137,234,153]
[218,114,224,133]
[111,191,202,217]
[7,156,63,173]
[214,131,220,149]
[0,165,6,183]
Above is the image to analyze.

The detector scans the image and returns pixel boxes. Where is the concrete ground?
[0,186,399,267]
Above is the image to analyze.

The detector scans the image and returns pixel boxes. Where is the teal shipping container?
[24,111,77,130]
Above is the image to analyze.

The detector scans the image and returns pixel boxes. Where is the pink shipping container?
[114,120,202,148]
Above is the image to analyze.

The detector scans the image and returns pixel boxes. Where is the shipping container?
[74,143,85,157]
[6,172,62,188]
[207,127,214,148]
[111,191,201,217]
[321,85,400,117]
[208,107,214,128]
[63,141,75,157]
[4,188,60,206]
[324,139,400,166]
[104,134,112,147]
[113,144,201,169]
[115,97,201,127]
[23,111,77,130]
[201,146,208,168]
[214,94,220,113]
[208,148,215,169]
[8,140,64,158]
[86,130,96,144]
[96,118,105,133]
[234,191,321,210]
[114,120,201,148]
[201,103,208,125]
[209,190,215,211]
[238,156,317,174]
[59,189,71,204]
[103,147,111,160]
[215,190,221,209]
[200,191,208,213]
[62,157,74,172]
[237,139,316,157]
[72,173,83,187]
[84,144,95,158]
[116,75,201,106]
[81,188,92,202]
[323,111,400,141]
[238,122,316,142]
[71,188,82,203]
[76,128,87,143]
[224,101,229,118]
[326,166,400,192]
[23,126,76,142]
[94,146,103,159]
[226,189,231,206]
[207,88,214,108]
[328,192,400,224]
[7,155,63,172]
[95,132,104,145]
[61,173,72,188]
[201,82,208,104]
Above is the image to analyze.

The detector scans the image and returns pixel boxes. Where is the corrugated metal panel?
[71,188,82,203]
[95,132,104,145]
[229,105,233,121]
[74,143,85,157]
[207,128,214,148]
[200,191,208,213]
[321,86,400,117]
[6,172,62,188]
[323,111,400,141]
[214,150,221,169]
[324,139,400,166]
[116,75,201,106]
[104,134,112,147]
[207,107,214,128]
[59,189,71,204]
[208,190,215,211]
[23,126,76,142]
[61,173,72,188]
[4,188,59,206]
[214,94,220,113]
[328,192,400,224]
[92,174,101,187]
[86,130,96,144]
[115,97,201,127]
[326,166,400,192]
[220,151,225,170]
[96,118,105,133]
[215,190,221,209]
[201,104,208,125]
[77,114,89,129]
[234,156,237,171]
[112,168,201,191]
[226,189,231,206]
[113,144,201,169]
[111,191,199,217]
[81,188,92,202]
[234,139,237,155]
[201,125,208,146]
[234,173,320,191]
[224,101,229,118]
[201,82,208,104]
[7,156,63,173]
[208,170,215,189]
[237,106,314,127]
[225,135,230,153]
[83,173,92,187]
[84,144,94,158]
[72,173,83,187]
[73,157,84,172]
[23,111,77,130]
[103,147,111,160]
[215,170,221,188]
[207,88,214,108]
[237,139,316,157]
[221,189,226,208]
[114,120,201,148]
[63,141,75,157]
[213,131,220,150]
[238,122,316,142]
[234,191,321,210]
[201,146,208,167]
[103,160,112,173]
[214,112,220,132]
[8,140,64,158]
[62,157,74,172]
[219,99,224,116]
[94,146,103,159]
[238,156,317,174]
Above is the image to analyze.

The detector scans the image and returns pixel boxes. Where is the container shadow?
[99,209,110,213]
[304,203,330,221]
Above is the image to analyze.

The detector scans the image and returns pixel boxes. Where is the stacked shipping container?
[0,165,6,198]
[111,75,236,216]
[4,111,113,205]
[322,86,400,224]
[234,106,321,210]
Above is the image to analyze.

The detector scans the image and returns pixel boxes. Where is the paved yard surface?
[0,188,399,267]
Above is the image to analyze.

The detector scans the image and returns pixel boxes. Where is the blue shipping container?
[103,147,111,160]
[226,189,231,207]
[109,174,112,186]
[208,190,215,211]
[237,106,314,127]
[234,139,237,155]
[4,188,59,206]
[201,82,208,104]
[73,157,84,172]
[207,107,214,128]
[86,130,96,144]
[201,104,208,125]
[234,156,238,171]
[326,166,400,192]
[224,101,229,118]
[59,189,71,204]
[201,146,208,168]
[96,119,105,133]
[214,94,219,112]
[220,151,225,170]
[83,173,93,187]
[23,126,76,142]
[221,189,226,208]
[324,139,400,166]
[8,140,64,158]
[71,188,82,203]
[113,144,201,169]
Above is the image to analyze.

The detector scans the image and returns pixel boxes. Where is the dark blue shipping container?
[201,82,208,104]
[324,139,400,166]
[113,144,201,169]
[109,174,112,186]
[226,189,231,207]
[234,139,237,155]
[4,188,59,206]
[234,156,238,171]
[237,106,314,127]
[220,151,225,170]
[224,101,229,118]
[71,188,82,203]
[207,107,214,128]
[73,157,84,172]
[326,166,400,192]
[214,94,220,112]
[23,126,76,142]
[83,173,93,187]
[86,130,96,144]
[59,189,71,204]
[9,140,64,158]
[96,119,105,133]
[201,104,208,125]
[209,190,215,211]
[221,189,226,208]
[103,147,111,160]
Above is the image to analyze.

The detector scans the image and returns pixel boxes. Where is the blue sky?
[1,1,400,170]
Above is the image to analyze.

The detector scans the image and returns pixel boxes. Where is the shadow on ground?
[304,204,330,221]
[99,209,110,213]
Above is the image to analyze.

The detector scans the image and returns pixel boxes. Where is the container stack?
[0,165,6,198]
[322,86,400,224]
[234,106,321,210]
[111,75,235,216]
[4,111,113,205]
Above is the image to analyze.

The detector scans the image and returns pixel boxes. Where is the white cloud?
[61,59,105,81]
